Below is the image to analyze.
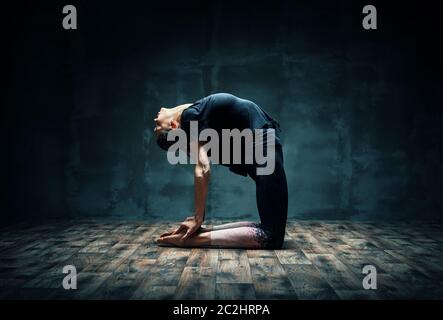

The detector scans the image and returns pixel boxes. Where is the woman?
[154,93,288,249]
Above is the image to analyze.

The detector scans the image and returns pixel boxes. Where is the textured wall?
[4,0,442,224]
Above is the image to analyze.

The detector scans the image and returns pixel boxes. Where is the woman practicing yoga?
[155,93,288,249]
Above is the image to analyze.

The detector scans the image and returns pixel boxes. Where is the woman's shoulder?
[181,106,199,123]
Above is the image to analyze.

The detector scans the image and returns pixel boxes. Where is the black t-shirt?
[181,92,278,134]
[180,93,281,176]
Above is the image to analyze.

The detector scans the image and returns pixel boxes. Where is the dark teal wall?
[4,0,443,224]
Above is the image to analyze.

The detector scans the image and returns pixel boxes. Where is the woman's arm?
[172,142,210,240]
[193,142,211,224]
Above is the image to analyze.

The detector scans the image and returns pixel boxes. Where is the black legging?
[247,144,288,249]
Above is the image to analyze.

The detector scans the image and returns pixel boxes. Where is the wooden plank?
[385,249,443,279]
[116,258,157,275]
[128,245,161,260]
[248,257,287,277]
[93,273,143,299]
[335,289,379,300]
[304,253,361,291]
[341,238,380,250]
[2,220,443,300]
[72,272,112,299]
[22,272,64,289]
[78,240,117,253]
[55,253,105,273]
[139,265,185,286]
[216,284,256,300]
[186,248,218,268]
[157,248,190,267]
[283,264,338,300]
[291,233,329,254]
[275,250,311,265]
[219,249,240,260]
[175,267,216,300]
[375,273,417,299]
[248,257,296,299]
[87,243,140,273]
[378,262,432,287]
[246,250,276,258]
[132,225,161,244]
[216,250,252,284]
[132,285,176,300]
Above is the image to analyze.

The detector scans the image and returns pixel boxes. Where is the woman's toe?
[160,232,173,237]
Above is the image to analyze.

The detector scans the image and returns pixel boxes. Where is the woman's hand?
[170,216,202,240]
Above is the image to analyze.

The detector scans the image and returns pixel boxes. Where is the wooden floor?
[1,220,443,300]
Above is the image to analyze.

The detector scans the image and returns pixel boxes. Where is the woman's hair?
[156,129,176,151]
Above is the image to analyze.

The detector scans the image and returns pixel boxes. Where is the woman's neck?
[172,103,193,123]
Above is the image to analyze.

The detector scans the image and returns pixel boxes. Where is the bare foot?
[157,232,186,247]
[159,230,174,238]
[159,226,211,239]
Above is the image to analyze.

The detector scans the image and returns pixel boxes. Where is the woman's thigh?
[251,146,288,248]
